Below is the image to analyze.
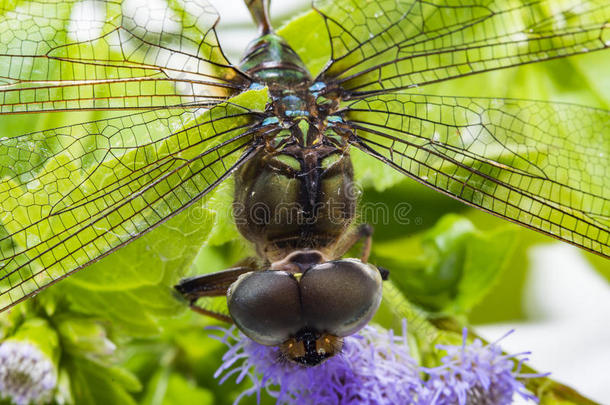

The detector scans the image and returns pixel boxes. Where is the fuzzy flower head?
[420,328,545,405]
[212,321,543,405]
[0,341,57,405]
[212,320,421,404]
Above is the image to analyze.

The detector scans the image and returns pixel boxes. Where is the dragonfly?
[0,0,608,357]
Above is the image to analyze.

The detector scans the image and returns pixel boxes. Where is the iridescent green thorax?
[239,31,348,150]
[240,33,311,93]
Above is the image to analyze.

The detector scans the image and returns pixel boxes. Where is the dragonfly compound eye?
[299,259,383,337]
[227,271,302,345]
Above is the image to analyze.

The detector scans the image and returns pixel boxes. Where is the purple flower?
[420,329,546,405]
[211,320,421,404]
[0,341,56,405]
[211,322,543,405]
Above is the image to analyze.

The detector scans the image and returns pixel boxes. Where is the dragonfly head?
[226,258,383,366]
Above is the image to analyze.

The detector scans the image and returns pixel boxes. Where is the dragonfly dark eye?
[227,271,302,345]
[300,259,383,337]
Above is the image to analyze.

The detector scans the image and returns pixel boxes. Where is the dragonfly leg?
[350,227,391,281]
[332,225,389,280]
[189,306,234,323]
[376,265,390,281]
[359,224,373,263]
[333,224,374,262]
[175,266,255,323]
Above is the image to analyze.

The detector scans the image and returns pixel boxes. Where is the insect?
[0,0,608,364]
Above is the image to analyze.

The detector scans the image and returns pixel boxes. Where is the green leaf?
[55,315,116,357]
[56,203,215,336]
[451,226,516,313]
[277,10,330,78]
[201,180,242,248]
[351,148,406,192]
[142,370,214,405]
[65,356,139,405]
[374,214,516,315]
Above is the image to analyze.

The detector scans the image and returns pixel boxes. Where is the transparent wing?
[0,0,248,114]
[313,0,610,97]
[0,102,261,310]
[345,94,610,256]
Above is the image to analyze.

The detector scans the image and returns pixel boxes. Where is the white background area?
[478,244,610,404]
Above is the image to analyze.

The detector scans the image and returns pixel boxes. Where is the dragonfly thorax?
[240,33,311,95]
[240,29,348,147]
[233,141,356,263]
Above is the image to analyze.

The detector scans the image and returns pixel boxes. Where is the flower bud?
[0,318,59,405]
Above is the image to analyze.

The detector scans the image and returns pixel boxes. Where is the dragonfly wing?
[0,100,263,311]
[313,0,610,96]
[0,0,248,114]
[345,93,610,257]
